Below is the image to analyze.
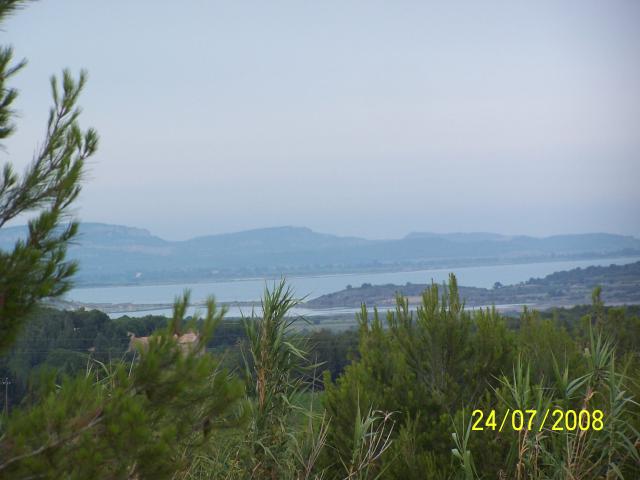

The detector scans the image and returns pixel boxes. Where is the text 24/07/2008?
[471,409,604,432]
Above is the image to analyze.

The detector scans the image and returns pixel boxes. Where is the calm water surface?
[66,256,640,317]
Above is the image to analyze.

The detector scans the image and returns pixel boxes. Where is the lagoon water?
[66,256,640,317]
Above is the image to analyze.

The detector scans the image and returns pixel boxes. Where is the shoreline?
[67,254,640,290]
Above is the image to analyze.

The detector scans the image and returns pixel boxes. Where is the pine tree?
[0,0,98,352]
[0,294,245,478]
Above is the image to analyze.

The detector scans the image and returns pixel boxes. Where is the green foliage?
[176,281,399,480]
[324,276,640,479]
[0,2,99,352]
[451,411,479,480]
[484,329,640,479]
[342,404,395,480]
[323,275,516,478]
[1,276,639,479]
[3,2,636,478]
[0,293,244,478]
[0,307,361,412]
[517,306,583,385]
[241,280,315,478]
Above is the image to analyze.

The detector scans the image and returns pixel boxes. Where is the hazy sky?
[3,0,640,240]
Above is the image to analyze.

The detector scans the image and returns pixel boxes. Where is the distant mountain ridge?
[1,223,639,286]
[404,232,511,242]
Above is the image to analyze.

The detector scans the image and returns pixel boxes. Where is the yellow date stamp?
[471,409,604,432]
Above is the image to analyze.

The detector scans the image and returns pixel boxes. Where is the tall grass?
[454,328,640,479]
